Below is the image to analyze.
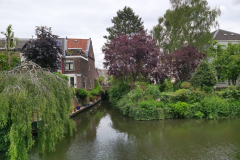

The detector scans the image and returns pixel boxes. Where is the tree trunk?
[7,35,11,66]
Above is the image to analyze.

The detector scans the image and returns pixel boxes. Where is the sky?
[0,0,240,69]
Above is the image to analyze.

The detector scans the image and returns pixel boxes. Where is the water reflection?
[1,100,240,160]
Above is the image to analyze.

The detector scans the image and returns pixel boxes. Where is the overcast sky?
[1,0,240,69]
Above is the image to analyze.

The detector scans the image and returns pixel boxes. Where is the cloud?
[233,0,240,5]
[219,5,227,12]
[1,0,240,69]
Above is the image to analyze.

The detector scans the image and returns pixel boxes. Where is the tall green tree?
[1,24,16,66]
[210,42,240,85]
[152,0,221,53]
[104,6,144,40]
[191,61,217,90]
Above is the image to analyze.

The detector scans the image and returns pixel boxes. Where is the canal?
[1,100,240,159]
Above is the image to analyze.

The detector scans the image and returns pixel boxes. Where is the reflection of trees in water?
[109,106,240,144]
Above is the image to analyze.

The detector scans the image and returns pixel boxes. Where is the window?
[89,79,92,89]
[89,65,90,71]
[70,77,74,87]
[228,79,231,86]
[65,59,74,70]
[82,78,85,89]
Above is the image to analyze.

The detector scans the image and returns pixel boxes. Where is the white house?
[210,29,240,88]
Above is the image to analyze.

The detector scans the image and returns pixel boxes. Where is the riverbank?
[109,82,240,120]
[1,100,239,160]
[69,97,101,118]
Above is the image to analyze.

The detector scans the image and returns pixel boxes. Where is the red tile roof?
[67,39,88,50]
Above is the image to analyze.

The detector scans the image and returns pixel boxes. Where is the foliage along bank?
[109,81,240,121]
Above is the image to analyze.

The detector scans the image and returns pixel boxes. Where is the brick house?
[62,38,96,90]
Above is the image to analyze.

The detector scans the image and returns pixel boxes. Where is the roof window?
[231,34,234,36]
[74,40,78,42]
[224,34,227,36]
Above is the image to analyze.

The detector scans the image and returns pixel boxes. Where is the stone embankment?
[69,97,101,118]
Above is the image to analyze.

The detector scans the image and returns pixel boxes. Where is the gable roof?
[67,39,88,51]
[212,29,240,40]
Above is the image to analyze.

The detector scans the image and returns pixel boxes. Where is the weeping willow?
[0,61,75,160]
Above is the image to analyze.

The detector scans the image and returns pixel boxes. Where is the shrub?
[201,96,230,119]
[191,61,217,89]
[188,102,204,118]
[136,100,165,120]
[188,90,203,103]
[223,85,240,100]
[77,88,89,98]
[159,78,173,92]
[194,111,204,118]
[203,86,213,93]
[174,89,189,102]
[180,81,191,89]
[109,81,130,106]
[173,81,182,91]
[147,84,160,100]
[172,101,189,118]
[89,94,94,101]
[91,79,104,96]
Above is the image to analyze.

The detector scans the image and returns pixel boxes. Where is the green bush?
[89,94,94,101]
[188,91,200,103]
[173,81,182,91]
[109,81,130,106]
[77,88,89,98]
[146,84,160,100]
[159,78,173,92]
[136,100,165,120]
[201,96,230,119]
[180,81,191,89]
[90,79,105,96]
[171,101,189,118]
[191,61,217,89]
[203,86,213,93]
[188,102,204,118]
[174,89,189,102]
[223,85,240,100]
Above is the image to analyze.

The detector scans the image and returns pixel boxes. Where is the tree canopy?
[21,26,62,70]
[103,30,159,82]
[152,0,221,53]
[162,45,205,82]
[0,61,75,160]
[104,6,144,41]
[210,42,240,85]
[191,61,217,89]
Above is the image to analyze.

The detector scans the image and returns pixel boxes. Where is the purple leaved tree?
[103,30,160,82]
[162,45,206,82]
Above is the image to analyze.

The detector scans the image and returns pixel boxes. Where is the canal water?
[1,100,240,160]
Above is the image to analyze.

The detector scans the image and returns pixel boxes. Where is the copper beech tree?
[103,30,160,82]
[161,45,206,82]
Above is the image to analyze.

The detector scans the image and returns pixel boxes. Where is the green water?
[1,100,240,160]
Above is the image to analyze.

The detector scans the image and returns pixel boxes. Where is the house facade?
[211,29,240,88]
[0,37,97,90]
[62,38,96,90]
